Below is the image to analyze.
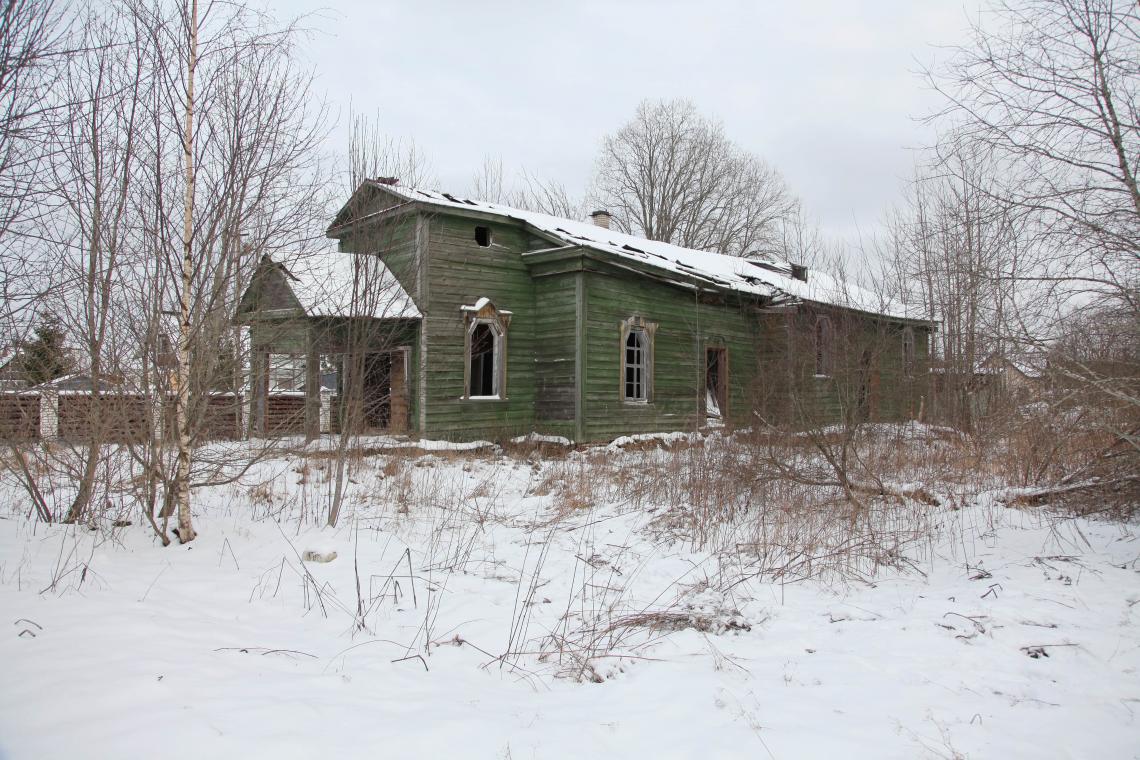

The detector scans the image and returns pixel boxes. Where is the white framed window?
[461,298,511,399]
[625,330,647,401]
[902,327,916,378]
[620,315,656,402]
[814,316,833,377]
[268,353,305,392]
[468,321,501,396]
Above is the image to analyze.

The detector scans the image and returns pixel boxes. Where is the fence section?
[0,391,247,443]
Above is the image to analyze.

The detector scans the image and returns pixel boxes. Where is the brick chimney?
[374,176,399,186]
[590,210,611,229]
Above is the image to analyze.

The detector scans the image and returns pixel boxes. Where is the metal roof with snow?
[274,252,421,320]
[331,181,925,323]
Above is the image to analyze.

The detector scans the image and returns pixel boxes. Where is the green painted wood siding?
[580,269,761,441]
[236,265,304,317]
[338,218,420,303]
[419,214,538,439]
[534,272,578,438]
[755,309,933,426]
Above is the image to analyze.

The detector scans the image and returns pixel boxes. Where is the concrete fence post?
[319,388,331,434]
[39,390,58,440]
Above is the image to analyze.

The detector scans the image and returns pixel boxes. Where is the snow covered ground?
[1,440,1138,759]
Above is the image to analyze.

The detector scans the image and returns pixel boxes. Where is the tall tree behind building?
[21,314,71,386]
[591,99,799,258]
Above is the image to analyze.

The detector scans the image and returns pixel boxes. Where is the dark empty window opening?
[469,323,497,396]
[624,330,646,401]
[474,226,492,247]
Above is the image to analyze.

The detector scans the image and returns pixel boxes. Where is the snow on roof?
[1006,356,1046,379]
[365,182,921,321]
[31,373,123,393]
[278,252,420,320]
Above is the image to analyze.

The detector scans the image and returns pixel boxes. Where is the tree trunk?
[174,0,198,544]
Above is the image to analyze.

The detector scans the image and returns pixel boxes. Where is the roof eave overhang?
[762,294,934,327]
[327,194,550,240]
[521,245,770,303]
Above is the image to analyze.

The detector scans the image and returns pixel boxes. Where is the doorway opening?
[705,347,727,420]
[362,352,392,430]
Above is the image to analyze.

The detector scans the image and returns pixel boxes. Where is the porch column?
[319,388,332,434]
[389,348,408,434]
[304,342,320,441]
[250,350,266,438]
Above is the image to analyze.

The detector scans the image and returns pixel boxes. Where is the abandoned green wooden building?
[236,180,932,441]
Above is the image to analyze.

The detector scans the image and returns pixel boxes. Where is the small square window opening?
[474,226,492,247]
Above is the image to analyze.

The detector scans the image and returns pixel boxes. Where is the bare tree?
[512,169,583,219]
[134,0,330,542]
[0,0,70,326]
[171,0,201,542]
[34,3,147,524]
[347,111,434,192]
[776,207,831,271]
[322,116,425,528]
[2,0,330,538]
[592,99,799,257]
[468,155,584,218]
[880,148,1027,429]
[470,154,507,203]
[930,0,1138,321]
[926,0,1139,504]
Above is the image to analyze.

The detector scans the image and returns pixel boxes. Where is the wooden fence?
[0,391,248,443]
[0,395,40,440]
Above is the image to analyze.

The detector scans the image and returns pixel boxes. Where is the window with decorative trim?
[620,315,656,402]
[461,298,511,399]
[902,327,916,378]
[268,353,305,392]
[814,316,834,377]
[625,330,646,400]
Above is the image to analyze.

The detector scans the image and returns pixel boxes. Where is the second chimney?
[590,209,611,229]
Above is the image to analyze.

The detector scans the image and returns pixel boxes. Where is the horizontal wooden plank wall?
[264,395,305,436]
[756,308,933,427]
[419,214,540,440]
[533,272,577,439]
[322,196,936,442]
[338,207,420,297]
[0,392,246,443]
[201,396,243,440]
[237,265,304,315]
[59,395,152,443]
[581,269,761,440]
[0,395,39,440]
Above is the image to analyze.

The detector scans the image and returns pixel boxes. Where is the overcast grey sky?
[277,0,980,242]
